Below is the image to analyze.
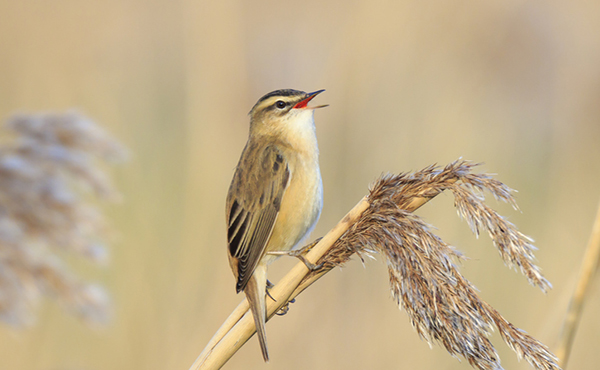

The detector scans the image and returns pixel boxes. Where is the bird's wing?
[226,142,291,292]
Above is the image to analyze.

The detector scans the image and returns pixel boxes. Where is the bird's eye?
[275,100,286,109]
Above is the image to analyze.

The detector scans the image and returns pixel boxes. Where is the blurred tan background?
[1,0,599,369]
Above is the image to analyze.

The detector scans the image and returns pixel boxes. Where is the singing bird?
[226,89,326,361]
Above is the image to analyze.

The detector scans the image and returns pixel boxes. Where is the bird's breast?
[265,155,322,257]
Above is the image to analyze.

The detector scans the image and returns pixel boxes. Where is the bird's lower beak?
[293,89,328,109]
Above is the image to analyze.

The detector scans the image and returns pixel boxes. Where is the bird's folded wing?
[226,144,291,292]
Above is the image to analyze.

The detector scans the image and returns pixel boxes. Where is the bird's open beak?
[293,89,328,109]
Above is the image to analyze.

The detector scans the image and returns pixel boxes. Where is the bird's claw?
[276,298,296,316]
[266,280,295,315]
[266,280,276,302]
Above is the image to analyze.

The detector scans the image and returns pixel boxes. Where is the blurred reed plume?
[0,112,126,326]
[194,161,560,370]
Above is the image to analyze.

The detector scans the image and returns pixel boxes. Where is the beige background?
[0,0,599,369]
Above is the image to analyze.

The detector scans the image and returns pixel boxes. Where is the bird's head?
[248,89,327,136]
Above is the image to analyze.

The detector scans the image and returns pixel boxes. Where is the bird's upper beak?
[293,89,328,109]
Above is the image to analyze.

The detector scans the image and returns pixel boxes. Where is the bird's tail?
[244,264,269,362]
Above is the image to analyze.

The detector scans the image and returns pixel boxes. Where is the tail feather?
[244,264,269,362]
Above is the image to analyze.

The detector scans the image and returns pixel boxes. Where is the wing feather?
[226,143,291,292]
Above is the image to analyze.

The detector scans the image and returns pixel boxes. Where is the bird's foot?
[265,280,295,315]
[276,298,296,316]
[267,238,323,271]
[266,280,276,302]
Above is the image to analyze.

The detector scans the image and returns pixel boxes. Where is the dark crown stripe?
[250,89,306,113]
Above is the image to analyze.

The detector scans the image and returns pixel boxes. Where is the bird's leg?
[267,237,323,271]
[265,238,323,316]
[265,280,276,302]
[265,280,296,315]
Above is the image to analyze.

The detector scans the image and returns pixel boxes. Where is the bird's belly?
[264,165,322,259]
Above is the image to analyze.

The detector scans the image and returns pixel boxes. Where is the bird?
[226,89,327,361]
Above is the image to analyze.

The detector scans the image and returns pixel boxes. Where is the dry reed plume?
[0,112,126,326]
[192,161,560,370]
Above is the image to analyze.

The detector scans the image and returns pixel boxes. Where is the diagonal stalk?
[557,199,600,368]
